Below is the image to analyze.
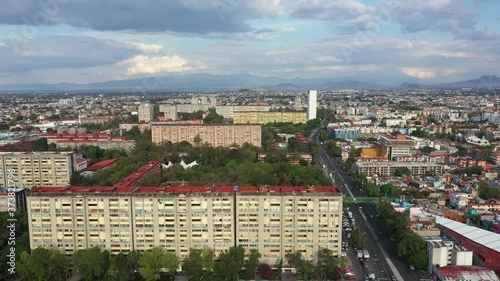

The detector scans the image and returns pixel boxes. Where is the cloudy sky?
[0,0,499,85]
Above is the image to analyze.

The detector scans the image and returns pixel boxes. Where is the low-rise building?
[352,161,444,177]
[233,111,307,124]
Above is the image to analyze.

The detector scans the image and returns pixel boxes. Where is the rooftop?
[30,185,341,195]
[81,158,119,172]
[435,266,499,281]
[436,216,500,253]
[355,161,442,167]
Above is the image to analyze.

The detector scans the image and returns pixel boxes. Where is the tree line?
[15,246,344,281]
[377,200,428,271]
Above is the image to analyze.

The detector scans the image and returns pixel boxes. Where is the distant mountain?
[317,80,390,90]
[1,74,499,92]
[433,75,500,89]
[398,82,424,89]
[0,73,391,92]
[399,75,500,89]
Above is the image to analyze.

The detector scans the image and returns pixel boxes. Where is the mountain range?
[0,74,499,92]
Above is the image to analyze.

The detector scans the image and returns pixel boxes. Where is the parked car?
[390,274,397,281]
[409,265,415,271]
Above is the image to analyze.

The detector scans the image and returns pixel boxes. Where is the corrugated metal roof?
[436,216,500,253]
[436,266,499,281]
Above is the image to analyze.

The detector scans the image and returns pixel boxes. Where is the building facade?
[307,90,317,120]
[216,105,272,119]
[138,101,155,123]
[379,134,415,160]
[233,111,307,124]
[27,186,342,264]
[151,123,262,147]
[0,152,76,189]
[352,161,444,177]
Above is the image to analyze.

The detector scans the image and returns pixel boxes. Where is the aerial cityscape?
[1,1,500,281]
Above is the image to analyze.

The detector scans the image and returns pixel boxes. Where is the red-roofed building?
[27,184,342,263]
[431,265,499,281]
[113,160,161,188]
[81,158,119,172]
[39,131,136,152]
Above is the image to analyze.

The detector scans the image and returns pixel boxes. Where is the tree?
[420,145,436,155]
[139,247,179,281]
[315,248,342,281]
[16,248,69,281]
[285,252,315,281]
[351,227,365,249]
[183,249,204,281]
[108,252,137,281]
[72,247,110,281]
[242,249,261,280]
[258,263,275,280]
[201,248,214,272]
[214,246,245,281]
[394,167,412,177]
[194,134,202,147]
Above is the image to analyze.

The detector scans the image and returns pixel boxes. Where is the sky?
[0,0,499,86]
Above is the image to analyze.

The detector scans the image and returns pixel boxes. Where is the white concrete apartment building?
[353,161,444,177]
[27,186,342,265]
[0,152,76,189]
[138,101,155,123]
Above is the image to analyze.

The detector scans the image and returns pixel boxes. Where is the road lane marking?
[359,209,404,281]
[344,184,354,198]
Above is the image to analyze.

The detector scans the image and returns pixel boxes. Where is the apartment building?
[0,152,76,189]
[233,111,307,124]
[379,134,415,160]
[216,105,271,119]
[352,161,444,177]
[27,185,342,264]
[158,104,177,120]
[42,131,136,152]
[151,123,262,147]
[0,188,26,212]
[138,101,155,123]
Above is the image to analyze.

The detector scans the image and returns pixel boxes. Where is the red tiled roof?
[31,185,341,194]
[82,158,119,172]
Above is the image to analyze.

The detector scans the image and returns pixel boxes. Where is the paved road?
[311,124,420,281]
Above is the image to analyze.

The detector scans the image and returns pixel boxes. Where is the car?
[409,265,415,271]
[345,276,355,280]
[390,274,397,281]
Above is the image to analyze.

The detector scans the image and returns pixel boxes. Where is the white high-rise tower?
[307,90,317,120]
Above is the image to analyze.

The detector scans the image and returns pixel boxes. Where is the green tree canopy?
[139,247,179,281]
[72,247,110,281]
[16,248,69,281]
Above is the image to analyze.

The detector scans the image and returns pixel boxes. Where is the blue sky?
[0,0,499,85]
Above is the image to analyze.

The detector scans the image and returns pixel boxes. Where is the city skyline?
[0,0,500,86]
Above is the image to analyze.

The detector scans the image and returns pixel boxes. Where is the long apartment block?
[151,123,262,147]
[0,151,76,189]
[27,185,342,264]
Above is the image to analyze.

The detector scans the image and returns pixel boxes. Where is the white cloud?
[399,67,437,79]
[278,26,297,32]
[0,42,6,48]
[122,55,188,74]
[121,55,207,75]
[127,43,165,53]
[316,56,343,62]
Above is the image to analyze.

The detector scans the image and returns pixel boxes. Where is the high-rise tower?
[307,90,317,120]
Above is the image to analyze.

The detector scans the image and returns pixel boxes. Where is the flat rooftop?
[355,161,442,167]
[30,185,341,195]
